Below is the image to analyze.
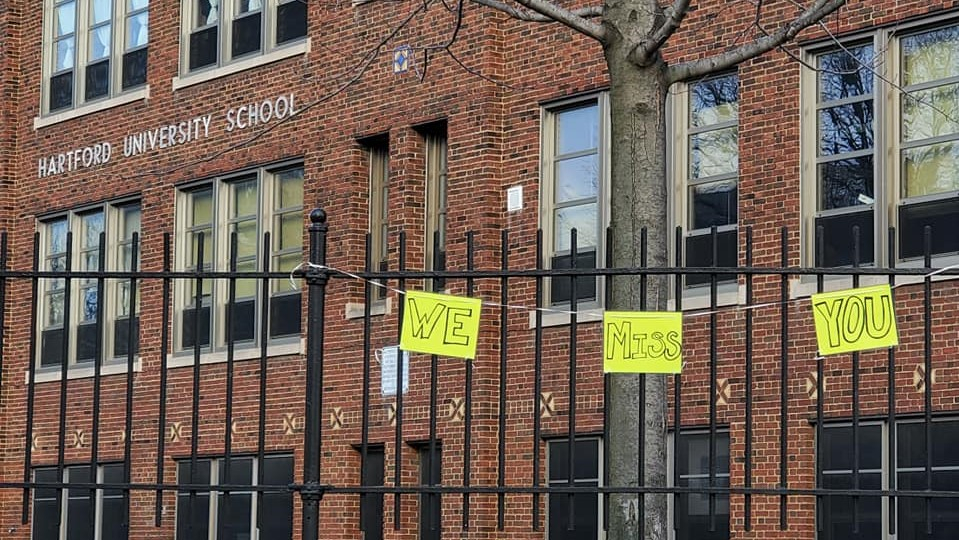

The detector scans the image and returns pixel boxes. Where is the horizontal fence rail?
[0,211,957,539]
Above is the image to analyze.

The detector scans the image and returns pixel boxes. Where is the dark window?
[898,197,959,259]
[32,469,59,540]
[550,249,597,305]
[226,298,256,343]
[232,12,262,58]
[121,47,148,89]
[100,464,127,540]
[360,446,384,540]
[32,465,128,540]
[547,438,599,540]
[216,457,253,540]
[113,316,139,358]
[676,432,730,540]
[260,455,294,539]
[181,305,211,349]
[684,229,737,286]
[818,424,882,540]
[50,71,74,111]
[815,209,875,266]
[269,293,301,338]
[176,459,212,540]
[40,328,64,367]
[418,445,442,540]
[276,1,308,44]
[84,60,110,101]
[897,420,959,539]
[189,26,218,70]
[76,322,98,363]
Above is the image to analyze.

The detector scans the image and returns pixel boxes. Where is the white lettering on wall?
[225,94,297,132]
[38,143,112,178]
[123,114,213,157]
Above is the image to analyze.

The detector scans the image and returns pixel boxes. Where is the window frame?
[666,428,731,540]
[173,161,304,355]
[423,126,448,292]
[179,0,308,76]
[540,93,610,309]
[545,436,603,540]
[41,0,149,115]
[174,453,294,540]
[801,16,959,269]
[36,200,141,369]
[364,137,390,300]
[32,463,128,540]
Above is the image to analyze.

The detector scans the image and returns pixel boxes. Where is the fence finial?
[310,208,327,225]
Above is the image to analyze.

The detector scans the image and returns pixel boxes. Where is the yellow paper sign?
[400,290,483,359]
[603,311,683,373]
[811,284,898,356]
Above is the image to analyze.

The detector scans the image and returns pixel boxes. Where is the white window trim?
[801,14,959,274]
[40,0,149,116]
[28,357,143,384]
[545,436,604,540]
[35,200,141,370]
[177,0,308,80]
[166,338,303,368]
[540,93,610,311]
[173,162,303,356]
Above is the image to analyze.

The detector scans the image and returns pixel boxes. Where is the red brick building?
[0,0,957,539]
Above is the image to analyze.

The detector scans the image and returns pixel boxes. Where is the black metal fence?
[2,209,959,539]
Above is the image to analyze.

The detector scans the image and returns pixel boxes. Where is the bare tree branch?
[472,0,605,41]
[633,0,692,66]
[666,0,845,83]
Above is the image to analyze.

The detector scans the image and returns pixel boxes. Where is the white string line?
[290,261,959,320]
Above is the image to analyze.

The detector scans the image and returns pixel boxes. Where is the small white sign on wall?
[379,345,409,396]
[507,185,523,212]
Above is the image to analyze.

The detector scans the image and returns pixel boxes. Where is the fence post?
[302,208,329,540]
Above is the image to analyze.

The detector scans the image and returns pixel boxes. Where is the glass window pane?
[232,11,262,57]
[554,154,598,203]
[56,37,76,71]
[819,45,874,101]
[189,230,213,267]
[82,287,98,321]
[56,2,77,36]
[126,12,149,48]
[88,25,111,60]
[902,83,959,142]
[691,75,738,127]
[48,220,67,254]
[50,71,74,110]
[236,0,262,13]
[814,210,875,267]
[819,102,874,155]
[129,0,149,9]
[235,260,257,298]
[902,26,959,87]
[277,213,301,251]
[691,180,737,230]
[122,206,141,240]
[277,169,304,208]
[233,220,257,259]
[555,104,598,155]
[92,0,111,24]
[82,212,104,249]
[197,0,219,27]
[189,26,218,70]
[232,180,258,217]
[819,156,874,210]
[691,127,737,179]
[276,0,307,44]
[903,140,959,197]
[898,197,959,258]
[48,292,64,326]
[931,420,959,467]
[191,189,213,226]
[553,203,597,252]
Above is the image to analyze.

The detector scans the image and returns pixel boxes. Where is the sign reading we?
[811,284,899,356]
[400,291,483,359]
[603,311,683,374]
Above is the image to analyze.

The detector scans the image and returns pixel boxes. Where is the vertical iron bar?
[673,227,683,534]
[360,233,372,534]
[923,225,932,536]
[779,226,788,530]
[220,232,238,536]
[566,228,579,530]
[122,233,139,535]
[887,227,897,536]
[638,226,647,537]
[188,231,204,539]
[256,232,272,532]
[0,233,6,397]
[22,233,41,524]
[851,226,861,534]
[393,231,407,530]
[428,232,439,535]
[603,227,613,534]
[532,230,544,531]
[55,232,74,530]
[744,227,753,531]
[496,230,506,530]
[708,226,718,532]
[89,234,107,537]
[302,209,329,540]
[155,234,172,526]
[816,225,825,534]
[464,231,476,530]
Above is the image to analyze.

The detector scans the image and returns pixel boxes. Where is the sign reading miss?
[811,284,898,356]
[400,291,482,359]
[603,311,683,374]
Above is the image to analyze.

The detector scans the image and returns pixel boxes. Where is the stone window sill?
[166,339,304,368]
[172,40,310,91]
[28,358,143,384]
[34,87,151,129]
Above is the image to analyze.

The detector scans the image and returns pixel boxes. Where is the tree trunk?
[603,38,670,540]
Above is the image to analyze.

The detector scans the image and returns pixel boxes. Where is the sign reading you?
[811,284,899,355]
[400,291,482,359]
[37,93,298,179]
[603,311,683,373]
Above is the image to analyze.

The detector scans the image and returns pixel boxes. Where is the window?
[418,444,441,540]
[673,74,739,286]
[176,164,303,352]
[44,0,149,113]
[32,463,127,540]
[804,22,959,265]
[359,446,384,540]
[183,0,307,73]
[673,431,729,540]
[365,138,389,300]
[175,455,293,540]
[541,96,607,306]
[546,438,601,539]
[423,126,448,292]
[38,202,141,368]
[817,419,959,538]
